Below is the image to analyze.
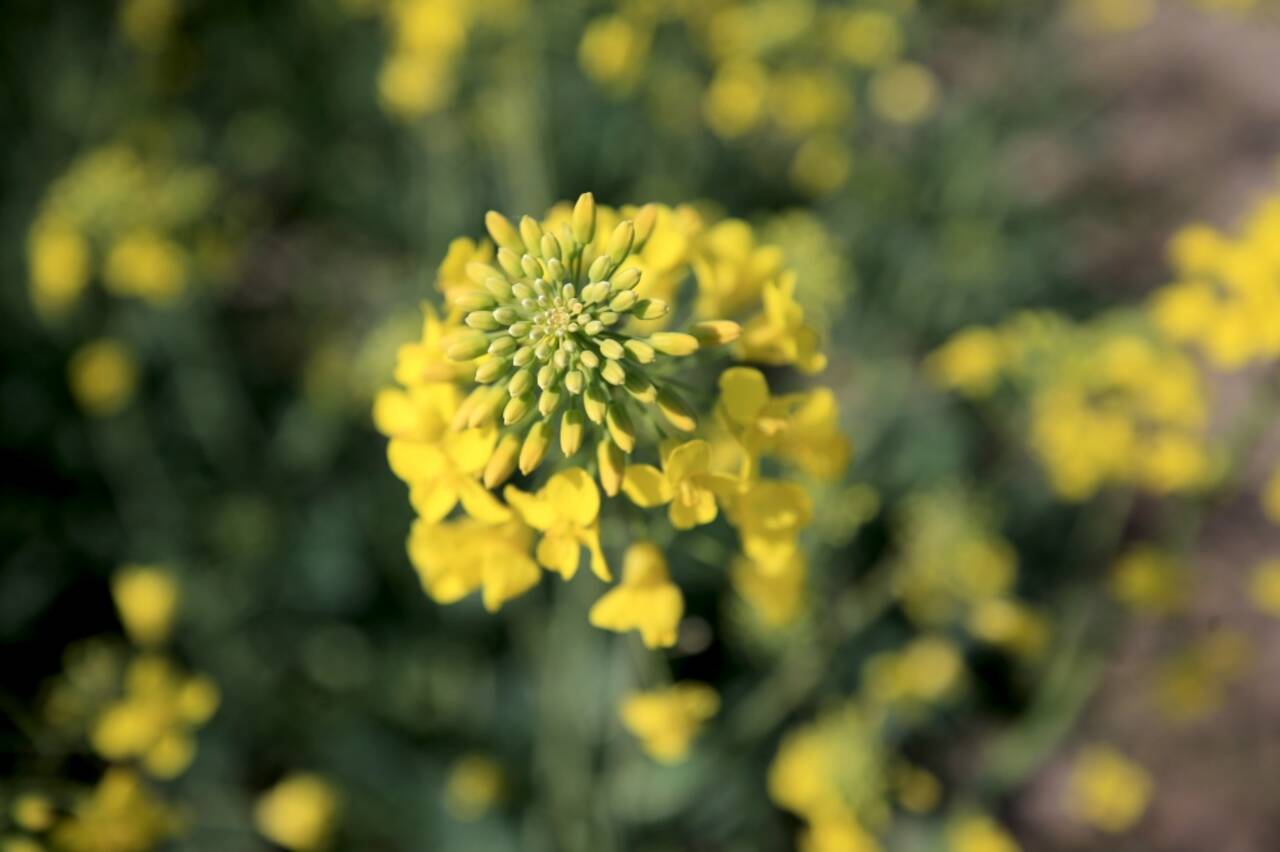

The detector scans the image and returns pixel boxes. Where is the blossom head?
[589,542,684,648]
[619,682,719,764]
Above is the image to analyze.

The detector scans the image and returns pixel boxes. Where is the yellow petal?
[665,439,711,483]
[545,468,600,527]
[457,478,512,523]
[621,465,674,508]
[503,485,556,531]
[387,440,447,483]
[718,367,770,425]
[411,482,460,522]
[537,532,581,579]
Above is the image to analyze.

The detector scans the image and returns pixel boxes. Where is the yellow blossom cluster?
[367,0,529,119]
[375,194,846,654]
[930,313,1217,500]
[578,0,937,195]
[1150,193,1280,370]
[27,145,219,319]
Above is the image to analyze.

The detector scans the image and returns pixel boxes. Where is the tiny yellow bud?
[451,290,495,312]
[606,403,636,453]
[649,332,700,357]
[624,339,655,363]
[598,438,626,496]
[606,220,635,265]
[468,387,505,428]
[584,384,609,423]
[612,267,642,291]
[561,410,585,456]
[573,192,597,245]
[497,247,524,279]
[690,320,741,346]
[503,394,532,425]
[485,211,523,253]
[599,338,626,359]
[519,420,552,474]
[484,433,522,488]
[474,357,509,383]
[634,299,669,320]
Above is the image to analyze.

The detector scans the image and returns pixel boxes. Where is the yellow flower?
[10,794,54,832]
[790,134,853,197]
[50,769,179,852]
[892,763,941,814]
[443,754,504,821]
[800,814,882,852]
[703,61,769,138]
[1248,558,1280,615]
[387,426,510,523]
[619,682,719,764]
[946,814,1020,852]
[1109,546,1188,615]
[111,565,179,646]
[103,230,187,303]
[589,542,684,648]
[868,62,938,125]
[740,273,827,374]
[621,440,735,529]
[1068,0,1155,34]
[254,774,340,852]
[724,479,813,572]
[1068,745,1152,833]
[435,237,493,303]
[372,382,460,444]
[733,551,806,627]
[716,367,849,480]
[1154,631,1249,723]
[863,636,964,707]
[830,9,902,68]
[967,598,1049,659]
[768,703,887,826]
[1263,466,1280,524]
[68,339,138,417]
[505,468,610,581]
[408,517,540,612]
[28,216,90,319]
[692,219,785,319]
[579,15,650,91]
[91,655,219,779]
[927,327,1004,397]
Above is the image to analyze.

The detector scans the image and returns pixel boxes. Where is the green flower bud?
[520,254,543,280]
[601,360,626,386]
[484,433,521,488]
[468,386,505,428]
[497,247,524,279]
[466,311,499,331]
[492,306,518,325]
[609,290,638,312]
[598,438,625,497]
[560,410,585,456]
[599,338,626,360]
[452,290,495,312]
[573,192,596,245]
[649,332,700,357]
[540,233,561,262]
[508,368,534,397]
[537,364,558,390]
[634,299,669,320]
[612,267,642,291]
[484,276,513,301]
[503,394,532,425]
[606,403,636,453]
[489,336,517,356]
[519,216,544,256]
[474,357,510,383]
[538,387,561,417]
[691,320,742,346]
[485,211,523,253]
[624,372,656,403]
[656,386,697,432]
[565,370,585,394]
[447,333,491,361]
[624,339,655,363]
[584,384,608,423]
[606,220,635,266]
[519,420,551,474]
[588,254,612,283]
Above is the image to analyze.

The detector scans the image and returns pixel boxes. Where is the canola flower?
[443,755,504,821]
[48,768,181,852]
[254,774,340,852]
[618,682,719,764]
[1067,745,1152,833]
[111,565,179,647]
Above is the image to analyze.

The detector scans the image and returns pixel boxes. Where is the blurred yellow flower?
[408,517,540,612]
[927,327,1004,397]
[103,231,187,303]
[800,814,882,852]
[740,273,827,374]
[28,216,90,319]
[733,551,806,627]
[506,468,610,581]
[50,768,179,852]
[1248,558,1280,614]
[444,754,504,821]
[946,813,1020,852]
[868,63,938,126]
[703,61,769,138]
[1068,745,1151,833]
[620,682,719,764]
[590,542,684,648]
[692,219,785,319]
[579,16,651,92]
[830,9,902,68]
[68,339,139,417]
[967,598,1048,659]
[91,655,219,779]
[724,479,813,572]
[118,0,178,50]
[769,702,887,827]
[254,774,340,852]
[790,134,854,197]
[111,565,179,646]
[864,636,964,707]
[388,425,510,523]
[1109,546,1189,615]
[10,794,54,832]
[1154,631,1249,723]
[622,439,734,529]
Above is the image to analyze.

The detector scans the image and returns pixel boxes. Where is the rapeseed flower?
[111,565,179,646]
[443,755,504,821]
[69,339,139,417]
[1067,745,1152,833]
[254,774,340,851]
[589,542,684,648]
[505,468,609,581]
[621,440,735,529]
[408,517,540,611]
[619,682,719,764]
[50,769,179,852]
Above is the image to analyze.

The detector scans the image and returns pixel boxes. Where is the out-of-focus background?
[3,0,1280,850]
